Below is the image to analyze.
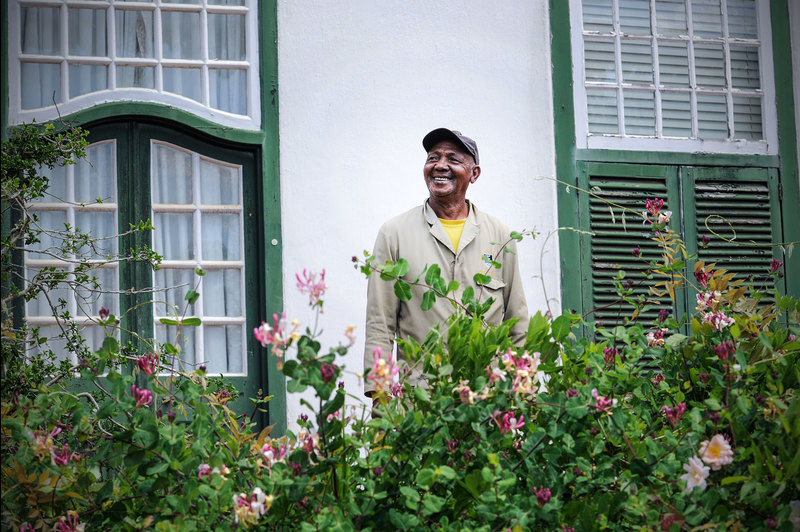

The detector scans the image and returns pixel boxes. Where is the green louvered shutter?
[578,162,682,327]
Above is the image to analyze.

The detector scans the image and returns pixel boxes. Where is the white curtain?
[20,7,61,109]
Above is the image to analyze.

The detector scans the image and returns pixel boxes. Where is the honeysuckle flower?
[487,364,506,384]
[632,245,641,258]
[642,198,671,228]
[446,439,458,453]
[661,402,686,426]
[320,362,336,383]
[646,328,668,347]
[367,347,399,392]
[695,290,723,312]
[344,325,357,344]
[492,410,525,435]
[702,311,735,331]
[55,511,85,532]
[50,444,73,466]
[700,235,711,247]
[591,388,616,413]
[198,463,230,480]
[652,373,665,385]
[533,486,551,506]
[603,346,618,366]
[713,340,735,362]
[99,306,110,321]
[136,351,159,376]
[454,380,478,404]
[30,426,61,460]
[261,442,288,471]
[645,198,664,218]
[680,455,710,492]
[769,258,784,276]
[131,385,153,408]
[233,487,272,526]
[296,269,327,309]
[254,313,300,368]
[215,390,232,405]
[699,434,734,470]
[19,523,35,532]
[500,349,541,396]
[565,388,579,399]
[656,210,672,225]
[657,308,670,324]
[661,514,675,530]
[694,269,710,288]
[298,429,320,457]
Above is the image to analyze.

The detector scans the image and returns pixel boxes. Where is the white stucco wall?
[278,0,559,428]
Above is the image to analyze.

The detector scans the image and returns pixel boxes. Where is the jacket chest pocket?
[480,278,506,324]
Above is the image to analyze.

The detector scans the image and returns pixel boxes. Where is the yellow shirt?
[438,218,466,252]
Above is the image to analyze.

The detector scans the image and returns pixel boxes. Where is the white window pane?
[692,0,723,38]
[697,93,728,139]
[200,161,239,205]
[208,14,246,61]
[74,143,115,203]
[116,10,154,58]
[727,0,758,39]
[730,45,760,90]
[69,8,107,56]
[202,214,241,261]
[152,144,193,204]
[75,267,118,317]
[694,43,725,88]
[33,325,73,364]
[621,41,653,85]
[75,211,116,258]
[209,69,247,115]
[619,0,651,35]
[30,165,66,202]
[584,39,616,82]
[163,67,202,103]
[157,325,196,367]
[582,0,614,32]
[154,268,195,317]
[69,64,108,98]
[26,268,71,317]
[587,89,619,134]
[163,0,200,3]
[661,91,692,137]
[21,7,61,54]
[21,63,61,110]
[623,90,655,135]
[203,326,243,374]
[733,96,762,140]
[203,270,242,317]
[655,0,687,36]
[209,0,245,5]
[154,213,193,260]
[29,210,67,253]
[658,41,689,87]
[162,12,200,59]
[117,66,155,88]
[82,325,112,354]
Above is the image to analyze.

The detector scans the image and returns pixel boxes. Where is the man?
[364,128,529,401]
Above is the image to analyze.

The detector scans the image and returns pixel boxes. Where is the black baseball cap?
[422,128,479,165]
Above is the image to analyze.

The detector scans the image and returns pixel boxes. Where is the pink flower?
[296,269,327,309]
[198,463,230,480]
[492,410,525,435]
[136,352,159,376]
[645,198,664,217]
[233,487,272,525]
[713,340,735,362]
[261,442,288,470]
[694,269,710,288]
[367,347,399,393]
[298,429,320,457]
[533,486,551,506]
[486,365,506,384]
[680,456,710,492]
[646,328,668,347]
[661,402,686,426]
[702,311,734,331]
[769,258,783,274]
[652,373,665,385]
[254,313,300,368]
[19,524,35,532]
[99,306,110,321]
[695,290,722,312]
[321,362,336,384]
[591,388,616,413]
[50,444,72,466]
[344,325,357,344]
[55,511,85,532]
[699,434,734,470]
[603,346,618,366]
[500,349,541,396]
[661,514,675,530]
[454,380,478,405]
[632,246,641,258]
[700,235,711,248]
[131,385,153,408]
[642,198,672,229]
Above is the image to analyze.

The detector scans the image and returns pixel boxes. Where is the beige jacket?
[364,200,529,394]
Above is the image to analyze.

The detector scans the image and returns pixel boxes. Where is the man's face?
[423,140,480,204]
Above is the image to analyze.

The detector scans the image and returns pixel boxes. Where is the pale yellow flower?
[699,434,734,470]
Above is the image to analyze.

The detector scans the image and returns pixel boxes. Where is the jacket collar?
[423,199,479,255]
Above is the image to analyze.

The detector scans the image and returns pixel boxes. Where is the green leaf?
[510,231,523,241]
[720,476,749,485]
[421,290,437,311]
[551,315,573,341]
[146,461,170,475]
[421,493,445,515]
[704,398,722,411]
[665,333,687,348]
[195,267,206,276]
[565,404,588,419]
[425,264,441,286]
[394,280,413,302]
[185,289,200,305]
[395,258,410,277]
[416,468,436,489]
[446,280,459,293]
[473,273,491,286]
[159,318,180,326]
[180,317,202,327]
[461,286,475,305]
[102,335,119,354]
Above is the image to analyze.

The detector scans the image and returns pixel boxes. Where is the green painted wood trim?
[577,149,780,168]
[259,0,286,436]
[1,0,8,142]
[550,0,582,318]
[771,0,800,299]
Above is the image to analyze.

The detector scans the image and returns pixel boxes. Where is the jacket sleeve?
[363,224,399,395]
[501,238,530,346]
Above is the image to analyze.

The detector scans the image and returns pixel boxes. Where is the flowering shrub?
[2,191,799,530]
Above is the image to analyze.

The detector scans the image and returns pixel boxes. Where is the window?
[9,0,260,130]
[571,0,777,153]
[24,119,264,413]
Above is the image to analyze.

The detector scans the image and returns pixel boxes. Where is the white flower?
[680,456,710,492]
[699,434,734,470]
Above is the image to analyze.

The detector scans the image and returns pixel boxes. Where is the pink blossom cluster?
[694,269,710,288]
[198,463,230,480]
[533,486,551,506]
[453,380,489,405]
[591,388,616,413]
[702,311,735,331]
[642,197,672,228]
[695,290,722,312]
[136,351,159,376]
[646,328,668,347]
[131,385,153,408]
[500,348,541,396]
[55,511,85,532]
[603,346,618,366]
[680,434,735,492]
[232,487,272,526]
[30,426,61,462]
[296,269,327,309]
[367,347,399,393]
[713,340,735,362]
[260,441,288,471]
[492,409,525,436]
[661,402,686,426]
[254,313,300,368]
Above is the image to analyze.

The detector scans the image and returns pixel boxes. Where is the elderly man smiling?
[364,128,529,403]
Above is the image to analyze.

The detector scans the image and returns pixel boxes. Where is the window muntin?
[151,142,246,376]
[10,1,259,130]
[25,141,119,363]
[572,0,777,153]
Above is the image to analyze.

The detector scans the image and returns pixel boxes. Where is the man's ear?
[470,165,481,184]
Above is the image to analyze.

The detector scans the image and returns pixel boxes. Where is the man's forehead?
[427,141,471,157]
